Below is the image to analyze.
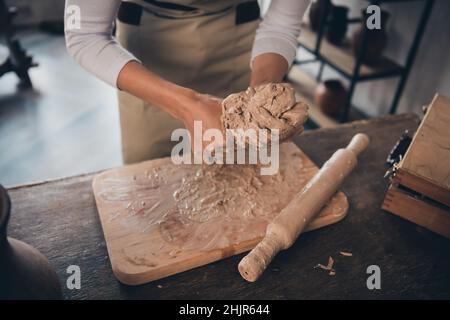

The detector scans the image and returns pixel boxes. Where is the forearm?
[117,61,195,121]
[65,0,136,87]
[65,1,222,136]
[250,0,309,87]
[250,53,288,86]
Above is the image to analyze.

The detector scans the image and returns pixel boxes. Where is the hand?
[179,92,224,152]
[116,62,224,152]
[250,53,289,87]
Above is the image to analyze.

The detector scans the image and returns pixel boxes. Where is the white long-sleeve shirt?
[64,0,309,87]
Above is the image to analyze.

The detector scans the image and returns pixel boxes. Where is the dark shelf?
[296,25,404,81]
[294,0,434,123]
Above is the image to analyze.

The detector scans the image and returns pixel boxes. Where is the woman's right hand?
[117,61,225,151]
[180,92,223,135]
[178,91,225,153]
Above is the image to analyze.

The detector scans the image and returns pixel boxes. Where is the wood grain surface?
[383,185,450,239]
[382,95,450,237]
[7,114,450,299]
[401,94,450,190]
[92,143,348,285]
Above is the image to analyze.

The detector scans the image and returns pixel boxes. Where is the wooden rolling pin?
[238,133,370,282]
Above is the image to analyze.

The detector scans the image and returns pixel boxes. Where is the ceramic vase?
[0,185,62,299]
[352,10,390,65]
[326,5,349,46]
[309,0,331,32]
[315,80,348,118]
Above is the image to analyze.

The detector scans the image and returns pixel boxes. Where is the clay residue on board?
[124,255,157,268]
[221,83,309,144]
[96,144,313,253]
[174,165,282,222]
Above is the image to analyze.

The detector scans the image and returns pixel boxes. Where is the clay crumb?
[325,256,334,270]
[340,251,353,257]
[315,256,334,270]
[315,256,336,275]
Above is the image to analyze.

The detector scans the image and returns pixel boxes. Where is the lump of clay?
[221,83,309,146]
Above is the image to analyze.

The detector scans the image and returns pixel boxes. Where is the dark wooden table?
[7,114,450,299]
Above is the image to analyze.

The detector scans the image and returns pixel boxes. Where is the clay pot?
[326,5,349,46]
[0,185,62,299]
[352,10,390,65]
[315,80,347,118]
[309,0,331,32]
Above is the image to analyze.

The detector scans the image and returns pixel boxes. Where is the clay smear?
[96,144,317,251]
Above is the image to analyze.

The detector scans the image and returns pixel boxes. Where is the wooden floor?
[0,31,121,187]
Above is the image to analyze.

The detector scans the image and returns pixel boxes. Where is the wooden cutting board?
[93,143,349,285]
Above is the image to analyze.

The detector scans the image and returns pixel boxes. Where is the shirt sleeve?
[64,0,140,88]
[251,0,310,68]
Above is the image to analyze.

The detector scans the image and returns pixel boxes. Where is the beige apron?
[116,0,260,163]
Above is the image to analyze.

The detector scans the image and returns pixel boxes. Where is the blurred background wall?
[331,0,450,116]
[263,0,450,116]
[6,0,65,25]
[7,0,450,116]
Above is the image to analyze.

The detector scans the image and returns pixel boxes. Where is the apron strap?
[143,0,197,12]
[118,0,259,24]
[235,1,260,25]
[118,2,143,26]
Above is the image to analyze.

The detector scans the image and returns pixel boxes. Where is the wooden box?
[382,94,450,238]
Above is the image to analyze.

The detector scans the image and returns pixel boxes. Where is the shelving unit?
[288,66,365,128]
[298,25,403,79]
[288,66,339,128]
[0,0,37,88]
[293,0,435,125]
